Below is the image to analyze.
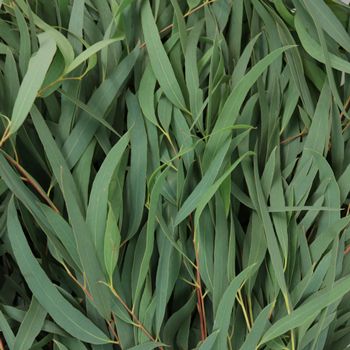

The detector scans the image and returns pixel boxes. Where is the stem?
[190,214,207,341]
[106,283,164,350]
[107,316,120,344]
[2,152,59,213]
[236,290,252,331]
[284,294,295,350]
[280,129,307,145]
[248,296,254,326]
[0,124,10,148]
[62,263,93,301]
[340,94,350,120]
[195,245,207,340]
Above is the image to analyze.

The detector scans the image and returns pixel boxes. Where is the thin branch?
[2,152,59,213]
[236,290,252,331]
[190,214,207,341]
[103,282,164,350]
[280,129,307,145]
[340,94,350,120]
[62,263,93,301]
[107,317,120,344]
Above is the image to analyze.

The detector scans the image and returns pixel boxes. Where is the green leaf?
[13,297,47,350]
[260,276,350,345]
[62,48,138,168]
[132,168,169,303]
[194,152,255,230]
[14,4,31,76]
[175,139,231,225]
[104,204,121,283]
[6,198,110,345]
[302,0,350,54]
[53,340,69,350]
[170,0,187,54]
[197,331,220,350]
[127,342,164,350]
[87,133,129,265]
[295,12,350,74]
[65,38,121,74]
[8,32,56,135]
[15,0,74,66]
[239,304,272,350]
[203,45,293,168]
[67,0,85,53]
[141,1,187,111]
[138,64,158,126]
[212,265,256,348]
[0,310,15,349]
[154,234,181,335]
[30,107,112,318]
[125,92,148,240]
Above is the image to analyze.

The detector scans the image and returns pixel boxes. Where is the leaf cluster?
[1,0,350,349]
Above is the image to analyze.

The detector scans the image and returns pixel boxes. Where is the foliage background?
[1,0,350,349]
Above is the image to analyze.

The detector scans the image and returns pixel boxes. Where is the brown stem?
[2,152,59,213]
[195,246,207,340]
[185,0,217,17]
[2,153,100,302]
[340,94,350,120]
[106,284,164,350]
[280,129,307,145]
[38,76,81,97]
[62,264,93,301]
[190,214,207,341]
[107,317,120,344]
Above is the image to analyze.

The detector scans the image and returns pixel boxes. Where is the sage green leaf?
[7,198,110,345]
[2,1,350,348]
[13,297,47,350]
[65,38,121,74]
[260,276,350,345]
[62,48,138,168]
[212,265,255,349]
[175,139,231,225]
[197,331,220,350]
[141,1,187,111]
[87,133,129,265]
[53,340,69,350]
[203,45,293,168]
[194,152,255,229]
[104,204,121,283]
[30,107,112,318]
[127,342,164,350]
[125,92,147,240]
[67,0,85,53]
[9,32,56,135]
[0,310,15,349]
[132,168,169,303]
[295,13,350,74]
[303,0,350,54]
[239,304,273,350]
[14,4,31,76]
[138,64,158,126]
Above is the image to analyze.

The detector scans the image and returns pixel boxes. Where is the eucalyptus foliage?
[1,0,350,349]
